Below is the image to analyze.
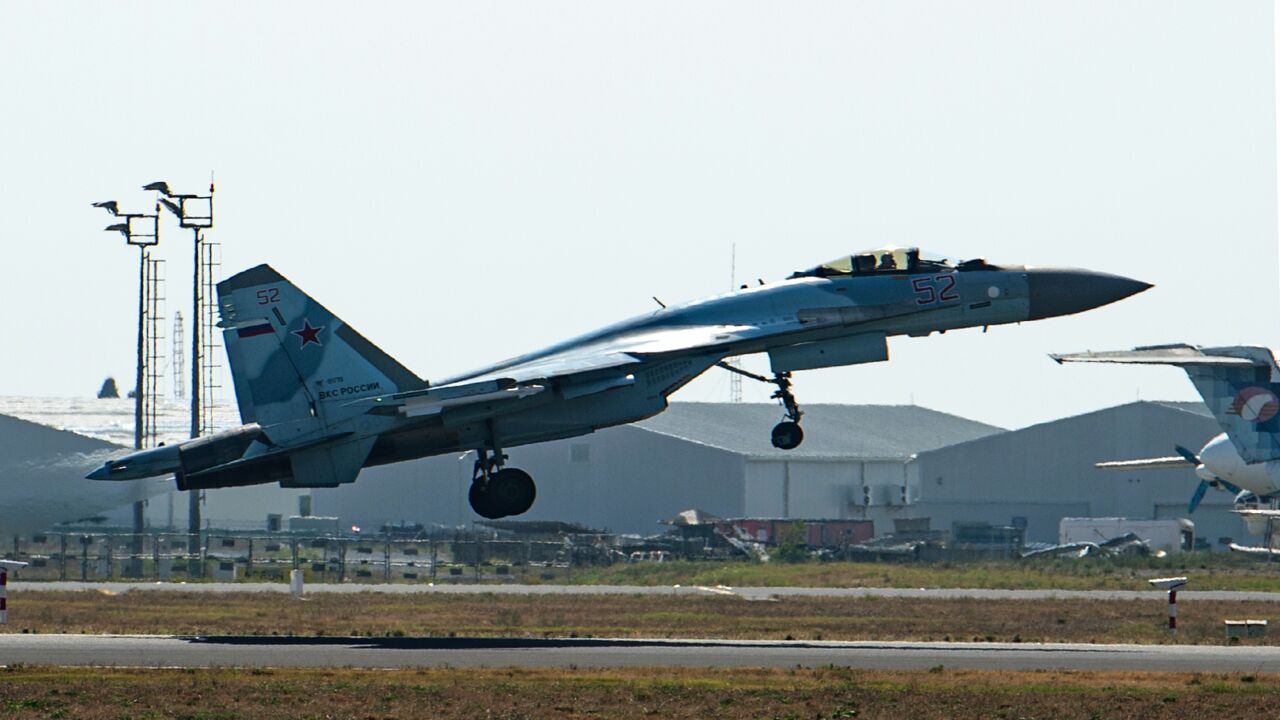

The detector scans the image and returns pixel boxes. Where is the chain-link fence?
[0,531,609,584]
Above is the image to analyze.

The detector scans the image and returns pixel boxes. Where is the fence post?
[337,540,346,583]
[384,540,391,583]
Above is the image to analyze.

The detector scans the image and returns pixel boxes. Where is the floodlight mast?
[94,201,160,579]
[94,205,159,452]
[150,181,215,578]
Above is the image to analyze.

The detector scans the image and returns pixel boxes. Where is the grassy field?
[1,666,1278,719]
[6,589,1280,645]
[563,555,1280,591]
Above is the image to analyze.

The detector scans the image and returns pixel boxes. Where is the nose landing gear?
[716,362,806,450]
[468,448,537,520]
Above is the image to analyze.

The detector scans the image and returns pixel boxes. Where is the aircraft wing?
[345,325,765,415]
[436,322,777,388]
[1051,344,1260,367]
[1227,543,1280,556]
[1234,509,1280,517]
[437,299,935,389]
[1095,456,1195,471]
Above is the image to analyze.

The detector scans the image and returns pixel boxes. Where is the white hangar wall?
[312,423,747,535]
[312,403,999,536]
[911,401,1254,547]
[743,458,914,529]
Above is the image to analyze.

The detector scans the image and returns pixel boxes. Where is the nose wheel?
[469,449,537,519]
[771,421,804,450]
[716,362,806,450]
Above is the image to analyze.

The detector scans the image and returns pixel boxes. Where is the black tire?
[489,468,537,516]
[771,421,804,450]
[468,482,506,519]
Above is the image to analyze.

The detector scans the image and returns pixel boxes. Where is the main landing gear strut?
[716,362,805,450]
[468,447,537,520]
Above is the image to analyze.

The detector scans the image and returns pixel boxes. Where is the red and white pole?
[0,561,30,625]
[1149,576,1188,641]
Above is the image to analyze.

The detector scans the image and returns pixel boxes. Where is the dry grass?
[1,665,1278,719]
[569,556,1280,591]
[6,590,1280,645]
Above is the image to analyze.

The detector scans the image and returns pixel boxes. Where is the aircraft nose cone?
[1026,268,1151,321]
[86,463,113,481]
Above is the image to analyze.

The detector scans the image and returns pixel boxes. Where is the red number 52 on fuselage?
[911,275,960,306]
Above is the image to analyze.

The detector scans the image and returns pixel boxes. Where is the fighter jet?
[89,247,1149,519]
[1052,344,1280,529]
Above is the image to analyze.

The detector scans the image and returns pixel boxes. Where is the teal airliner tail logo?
[1232,386,1280,424]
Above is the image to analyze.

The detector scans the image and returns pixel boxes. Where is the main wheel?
[771,421,804,450]
[468,482,506,520]
[488,468,537,516]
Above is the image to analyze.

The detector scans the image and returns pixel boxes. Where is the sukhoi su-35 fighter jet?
[90,247,1149,519]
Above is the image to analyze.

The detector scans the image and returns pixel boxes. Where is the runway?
[0,634,1276,672]
[15,581,1280,602]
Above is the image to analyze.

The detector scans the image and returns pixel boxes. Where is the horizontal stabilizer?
[1052,344,1260,367]
[1095,456,1195,471]
[182,430,355,482]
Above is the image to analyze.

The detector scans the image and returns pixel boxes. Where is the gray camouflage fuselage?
[89,252,1149,495]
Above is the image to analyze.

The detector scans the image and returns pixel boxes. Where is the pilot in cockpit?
[877,252,896,271]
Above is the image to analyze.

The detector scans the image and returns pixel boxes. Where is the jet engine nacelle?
[173,424,278,491]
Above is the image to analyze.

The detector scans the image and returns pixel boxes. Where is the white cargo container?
[288,515,340,534]
[1059,517,1194,552]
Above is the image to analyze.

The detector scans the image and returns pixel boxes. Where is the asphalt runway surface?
[14,581,1280,602]
[1,634,1277,672]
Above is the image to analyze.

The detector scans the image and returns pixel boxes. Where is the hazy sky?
[1,1,1275,430]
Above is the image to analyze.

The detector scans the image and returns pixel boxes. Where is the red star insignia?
[292,319,324,348]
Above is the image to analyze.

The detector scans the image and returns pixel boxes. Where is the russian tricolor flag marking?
[237,321,274,338]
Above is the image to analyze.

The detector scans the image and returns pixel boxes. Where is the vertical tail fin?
[1054,344,1280,464]
[216,265,427,431]
[1180,346,1280,464]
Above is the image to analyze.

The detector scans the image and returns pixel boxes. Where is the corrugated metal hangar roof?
[633,402,1005,461]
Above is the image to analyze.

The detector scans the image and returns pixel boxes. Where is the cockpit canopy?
[791,247,953,278]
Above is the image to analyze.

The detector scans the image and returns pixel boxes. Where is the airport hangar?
[308,400,1252,547]
[0,398,1251,547]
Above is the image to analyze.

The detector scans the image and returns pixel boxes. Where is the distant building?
[0,397,304,532]
[911,401,1249,548]
[0,397,1259,550]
